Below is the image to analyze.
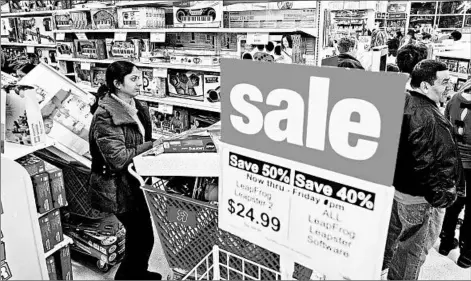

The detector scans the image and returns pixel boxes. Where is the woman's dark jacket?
[393,91,464,208]
[89,94,153,214]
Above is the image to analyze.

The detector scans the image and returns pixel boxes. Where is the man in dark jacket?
[382,60,463,280]
[336,37,364,68]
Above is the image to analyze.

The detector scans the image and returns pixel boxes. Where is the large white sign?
[219,59,408,279]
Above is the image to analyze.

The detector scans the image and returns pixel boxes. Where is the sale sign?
[218,59,408,279]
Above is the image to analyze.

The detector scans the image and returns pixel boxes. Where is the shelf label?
[26,46,35,53]
[153,68,167,78]
[157,103,173,114]
[80,62,91,70]
[114,32,127,41]
[150,32,166,43]
[246,32,269,45]
[76,33,88,40]
[56,32,65,41]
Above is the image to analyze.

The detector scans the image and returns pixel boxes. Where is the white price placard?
[157,103,173,114]
[80,62,91,70]
[150,32,166,43]
[56,32,65,41]
[76,33,88,40]
[114,32,127,41]
[153,68,167,78]
[246,32,269,45]
[26,46,35,54]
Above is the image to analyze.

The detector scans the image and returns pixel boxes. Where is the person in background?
[336,37,364,68]
[421,32,434,59]
[337,58,365,70]
[399,29,417,49]
[439,79,471,269]
[89,61,162,280]
[396,43,428,76]
[450,30,463,42]
[382,60,464,280]
[386,63,400,72]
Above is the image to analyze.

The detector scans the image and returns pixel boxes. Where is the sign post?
[218,59,408,280]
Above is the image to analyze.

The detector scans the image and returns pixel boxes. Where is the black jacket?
[338,53,362,65]
[393,91,463,208]
[89,94,153,214]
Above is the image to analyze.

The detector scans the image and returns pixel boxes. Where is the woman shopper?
[89,61,162,280]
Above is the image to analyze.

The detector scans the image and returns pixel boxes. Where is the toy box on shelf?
[53,10,92,30]
[1,18,20,43]
[117,6,165,29]
[74,39,107,60]
[91,7,118,29]
[90,67,107,89]
[167,70,204,102]
[224,8,316,29]
[147,102,190,140]
[203,72,220,103]
[139,68,167,99]
[56,41,75,59]
[173,1,223,28]
[105,38,140,61]
[36,48,58,67]
[16,17,55,44]
[73,61,95,87]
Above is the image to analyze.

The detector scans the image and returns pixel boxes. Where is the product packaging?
[90,67,107,88]
[34,0,56,11]
[458,61,469,74]
[4,86,47,146]
[45,255,57,280]
[167,70,204,101]
[203,72,220,103]
[117,6,165,29]
[44,161,67,208]
[56,41,75,58]
[9,0,32,13]
[57,246,73,280]
[73,61,94,87]
[189,112,220,130]
[91,7,118,29]
[1,18,20,43]
[105,38,140,61]
[224,8,316,29]
[163,135,217,153]
[173,1,223,28]
[53,10,92,30]
[36,48,58,67]
[74,39,107,60]
[32,172,53,214]
[169,54,220,66]
[17,154,46,176]
[39,216,53,252]
[48,209,64,248]
[17,16,55,44]
[139,68,167,99]
[148,104,190,138]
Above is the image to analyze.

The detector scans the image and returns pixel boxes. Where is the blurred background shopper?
[382,60,464,280]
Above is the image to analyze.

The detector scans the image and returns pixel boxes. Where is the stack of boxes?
[16,154,73,280]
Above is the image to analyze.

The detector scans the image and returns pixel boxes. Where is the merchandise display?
[2,1,471,281]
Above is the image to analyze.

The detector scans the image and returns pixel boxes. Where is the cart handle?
[128,163,146,186]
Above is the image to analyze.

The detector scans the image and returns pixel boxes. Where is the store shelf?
[0,42,56,48]
[436,50,471,61]
[53,141,91,169]
[44,235,73,259]
[3,138,55,161]
[1,7,90,17]
[133,151,220,177]
[52,28,318,37]
[57,57,221,72]
[78,84,98,93]
[136,95,221,113]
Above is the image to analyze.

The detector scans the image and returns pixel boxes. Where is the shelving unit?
[44,235,73,259]
[0,42,56,48]
[3,138,55,161]
[1,7,90,17]
[136,95,221,113]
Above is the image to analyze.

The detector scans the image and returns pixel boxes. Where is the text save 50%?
[228,199,281,232]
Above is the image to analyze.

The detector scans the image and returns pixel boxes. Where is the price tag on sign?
[56,32,65,41]
[76,32,88,40]
[153,68,167,78]
[150,32,166,43]
[80,62,91,70]
[26,46,35,53]
[114,32,127,41]
[246,32,269,45]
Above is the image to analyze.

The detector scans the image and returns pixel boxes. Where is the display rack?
[0,42,56,48]
[3,138,55,161]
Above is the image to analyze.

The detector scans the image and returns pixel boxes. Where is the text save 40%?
[228,199,281,232]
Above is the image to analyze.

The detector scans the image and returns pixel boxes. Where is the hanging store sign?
[219,59,408,279]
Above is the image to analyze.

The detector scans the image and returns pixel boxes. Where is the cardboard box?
[53,10,91,30]
[117,7,165,29]
[224,9,316,29]
[4,86,47,146]
[17,16,55,44]
[39,216,53,252]
[203,72,220,103]
[90,67,107,89]
[148,104,190,138]
[57,246,73,280]
[56,42,75,59]
[139,68,167,98]
[73,61,94,87]
[74,39,107,60]
[9,0,32,13]
[17,154,46,176]
[46,256,58,280]
[458,61,469,74]
[105,38,140,61]
[189,112,219,130]
[32,173,53,214]
[48,209,64,248]
[1,18,20,43]
[37,48,58,67]
[91,7,117,29]
[173,1,223,28]
[167,70,204,101]
[163,135,217,153]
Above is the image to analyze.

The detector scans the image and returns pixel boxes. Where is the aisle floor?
[72,226,471,280]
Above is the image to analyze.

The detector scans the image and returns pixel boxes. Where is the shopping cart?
[128,163,320,280]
